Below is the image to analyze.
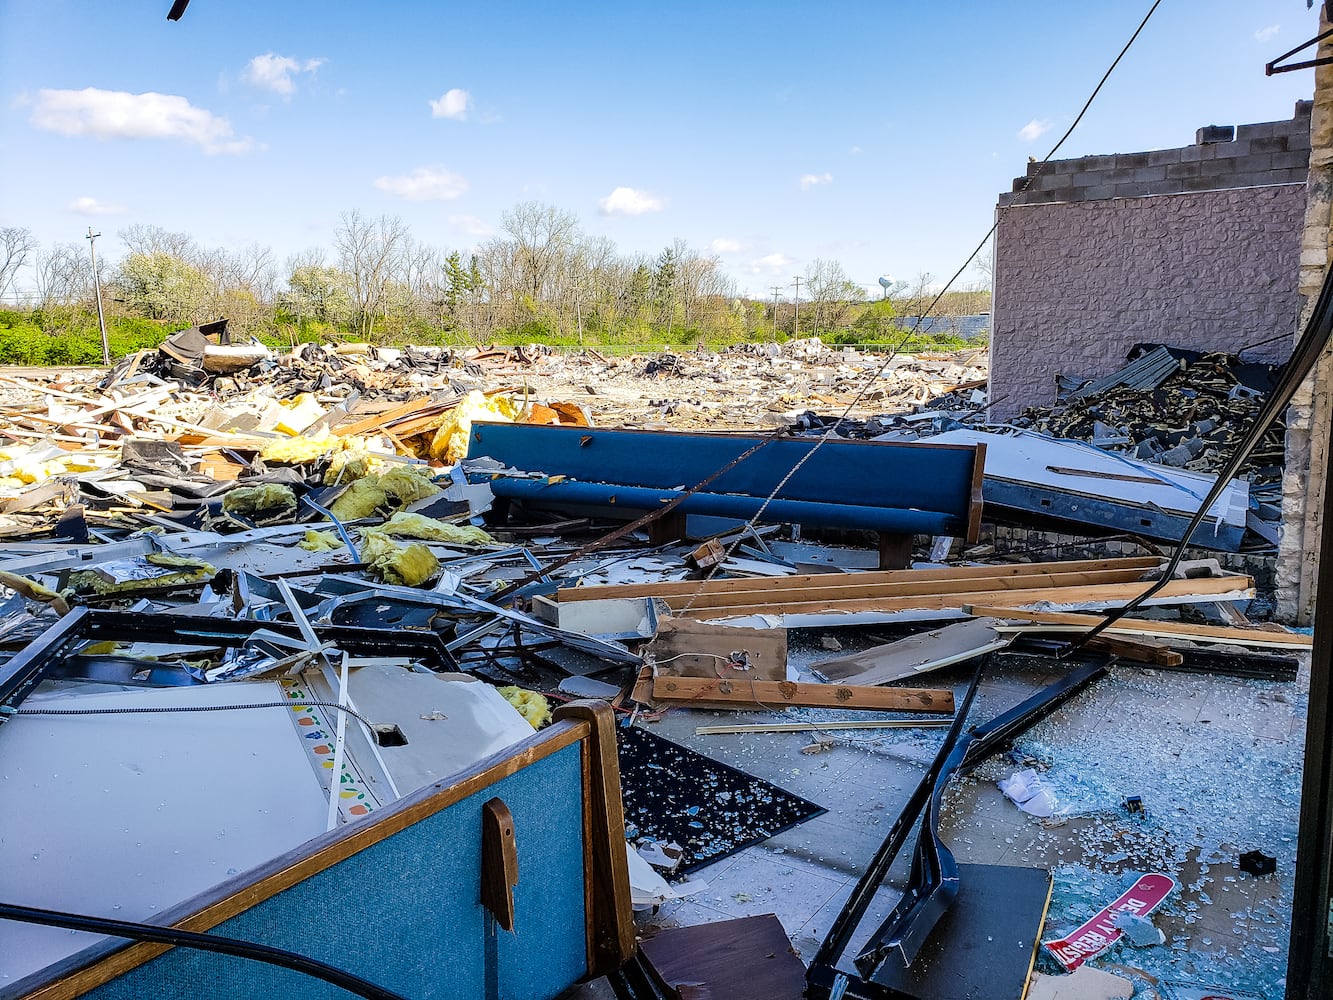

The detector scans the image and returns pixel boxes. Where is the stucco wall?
[990,184,1305,419]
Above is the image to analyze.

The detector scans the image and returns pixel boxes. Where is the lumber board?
[656,567,1157,612]
[558,556,1162,603]
[671,576,1255,619]
[968,605,1312,649]
[695,719,954,735]
[649,675,954,713]
[333,396,442,437]
[1081,634,1185,666]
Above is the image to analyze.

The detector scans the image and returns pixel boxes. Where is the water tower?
[878,275,895,300]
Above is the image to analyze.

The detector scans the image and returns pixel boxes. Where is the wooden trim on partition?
[552,702,636,976]
[557,557,1163,603]
[966,441,987,545]
[18,720,590,1000]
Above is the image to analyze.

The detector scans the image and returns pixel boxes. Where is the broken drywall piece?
[1026,965,1133,1000]
[624,842,708,909]
[811,616,1011,685]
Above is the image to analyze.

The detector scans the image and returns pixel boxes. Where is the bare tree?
[501,201,580,305]
[33,241,94,310]
[0,227,38,302]
[804,258,862,333]
[118,224,200,262]
[334,210,409,339]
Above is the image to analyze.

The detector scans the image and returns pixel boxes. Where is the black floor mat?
[616,723,826,876]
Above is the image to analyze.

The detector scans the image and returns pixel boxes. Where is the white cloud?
[598,186,665,216]
[1017,118,1052,142]
[744,252,796,276]
[1255,24,1280,43]
[849,145,862,155]
[799,172,833,190]
[373,166,469,201]
[243,53,325,97]
[68,196,126,216]
[429,88,471,120]
[29,87,255,154]
[450,213,495,237]
[709,238,743,255]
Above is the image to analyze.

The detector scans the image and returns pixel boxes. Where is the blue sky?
[0,1,1317,300]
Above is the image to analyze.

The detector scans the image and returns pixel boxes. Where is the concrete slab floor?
[632,639,1308,1000]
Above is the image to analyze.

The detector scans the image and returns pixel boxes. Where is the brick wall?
[990,106,1310,421]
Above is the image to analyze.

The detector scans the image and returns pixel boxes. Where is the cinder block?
[1131,165,1168,183]
[1165,160,1203,179]
[1080,184,1117,200]
[1196,124,1236,144]
[1118,152,1150,168]
[1147,148,1182,167]
[1249,135,1290,154]
[1236,121,1282,141]
[1271,150,1312,171]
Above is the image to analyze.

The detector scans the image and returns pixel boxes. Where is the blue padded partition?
[466,423,983,538]
[79,743,586,1000]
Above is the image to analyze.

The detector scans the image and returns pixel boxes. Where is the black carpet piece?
[616,724,826,876]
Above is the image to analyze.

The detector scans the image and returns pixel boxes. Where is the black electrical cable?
[0,902,410,1000]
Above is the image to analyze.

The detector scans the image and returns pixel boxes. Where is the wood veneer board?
[558,556,1163,602]
[967,605,1313,649]
[637,914,807,1000]
[674,577,1254,620]
[332,396,437,437]
[650,675,954,713]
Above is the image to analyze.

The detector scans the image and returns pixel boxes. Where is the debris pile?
[1017,345,1286,485]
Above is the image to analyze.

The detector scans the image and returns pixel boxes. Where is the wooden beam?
[670,576,1254,619]
[650,675,954,713]
[696,719,955,735]
[968,605,1312,649]
[657,567,1157,612]
[558,556,1163,603]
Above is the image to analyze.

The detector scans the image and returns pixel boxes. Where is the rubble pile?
[1016,346,1286,484]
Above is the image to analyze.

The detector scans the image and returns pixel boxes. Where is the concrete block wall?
[989,104,1310,421]
[998,102,1311,207]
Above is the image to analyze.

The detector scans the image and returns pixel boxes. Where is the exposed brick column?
[1279,5,1333,624]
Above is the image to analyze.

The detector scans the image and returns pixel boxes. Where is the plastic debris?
[999,767,1060,818]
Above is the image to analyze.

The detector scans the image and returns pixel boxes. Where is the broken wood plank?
[696,719,954,735]
[668,576,1254,620]
[559,556,1163,603]
[650,675,954,713]
[1080,634,1185,667]
[967,605,1311,649]
[664,567,1159,614]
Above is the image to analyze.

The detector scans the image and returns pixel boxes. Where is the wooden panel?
[648,617,787,681]
[480,798,518,932]
[650,676,954,713]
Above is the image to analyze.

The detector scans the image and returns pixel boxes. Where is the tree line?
[0,205,989,353]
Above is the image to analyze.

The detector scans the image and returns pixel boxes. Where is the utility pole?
[792,276,803,339]
[770,285,781,341]
[85,227,110,365]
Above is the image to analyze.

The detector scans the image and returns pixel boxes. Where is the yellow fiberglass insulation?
[297,530,342,552]
[358,530,439,586]
[221,483,297,516]
[498,686,551,729]
[428,391,517,464]
[329,464,442,521]
[377,511,494,546]
[68,553,217,596]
